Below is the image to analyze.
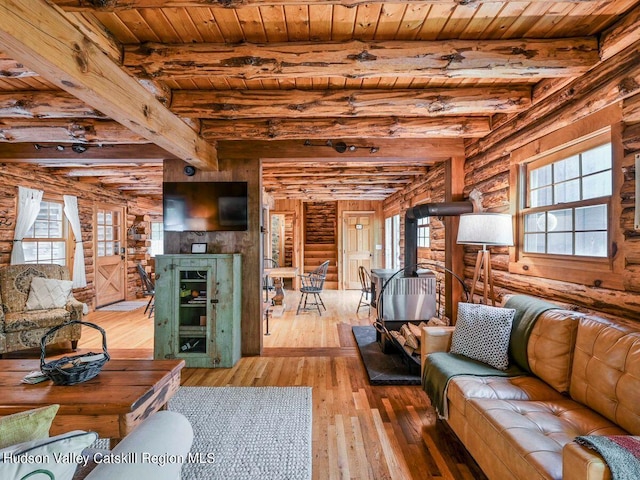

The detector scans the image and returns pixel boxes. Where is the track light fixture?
[303,139,380,154]
[33,143,112,153]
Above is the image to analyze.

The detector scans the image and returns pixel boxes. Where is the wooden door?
[95,206,126,307]
[343,213,373,290]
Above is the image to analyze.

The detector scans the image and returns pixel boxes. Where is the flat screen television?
[163,181,248,232]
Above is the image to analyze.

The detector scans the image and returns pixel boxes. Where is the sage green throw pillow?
[0,404,59,449]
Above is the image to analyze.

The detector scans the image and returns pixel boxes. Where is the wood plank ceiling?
[0,0,639,201]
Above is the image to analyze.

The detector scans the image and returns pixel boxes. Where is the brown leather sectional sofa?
[421,298,640,480]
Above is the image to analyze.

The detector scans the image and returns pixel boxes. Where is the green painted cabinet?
[154,254,241,368]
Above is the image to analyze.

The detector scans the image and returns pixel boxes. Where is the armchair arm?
[421,326,455,375]
[65,296,84,320]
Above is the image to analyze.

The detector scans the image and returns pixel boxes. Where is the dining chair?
[136,263,155,318]
[357,266,371,314]
[296,260,330,315]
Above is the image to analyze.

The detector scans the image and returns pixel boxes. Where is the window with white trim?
[150,221,164,257]
[522,142,612,258]
[23,199,68,266]
[417,216,430,248]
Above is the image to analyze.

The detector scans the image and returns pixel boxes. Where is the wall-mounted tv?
[163,181,248,232]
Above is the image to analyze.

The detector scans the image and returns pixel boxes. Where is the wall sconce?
[303,139,380,154]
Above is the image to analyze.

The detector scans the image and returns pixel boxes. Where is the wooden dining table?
[263,266,299,303]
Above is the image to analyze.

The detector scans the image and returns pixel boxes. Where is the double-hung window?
[511,119,623,287]
[23,199,68,266]
[522,142,611,258]
[417,216,430,248]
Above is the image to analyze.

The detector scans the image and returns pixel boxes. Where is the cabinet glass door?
[177,268,210,354]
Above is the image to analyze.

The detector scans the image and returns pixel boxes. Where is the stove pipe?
[404,201,473,275]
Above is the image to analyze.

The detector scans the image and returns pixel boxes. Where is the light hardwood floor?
[45,290,487,480]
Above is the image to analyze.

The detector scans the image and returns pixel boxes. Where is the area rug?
[352,325,421,385]
[169,386,312,480]
[96,300,148,311]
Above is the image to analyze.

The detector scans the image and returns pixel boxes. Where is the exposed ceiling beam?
[218,138,463,159]
[0,92,107,119]
[0,119,148,143]
[125,38,598,81]
[0,53,38,78]
[53,0,604,10]
[600,1,640,61]
[172,87,531,118]
[201,117,491,140]
[0,0,218,170]
[0,143,173,161]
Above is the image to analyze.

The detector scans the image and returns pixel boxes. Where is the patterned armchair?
[0,264,83,356]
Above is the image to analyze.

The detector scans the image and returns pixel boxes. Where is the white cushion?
[26,277,74,311]
[0,430,97,480]
[450,302,516,370]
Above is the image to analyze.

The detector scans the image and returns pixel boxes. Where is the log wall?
[304,202,336,245]
[0,163,158,309]
[384,42,640,321]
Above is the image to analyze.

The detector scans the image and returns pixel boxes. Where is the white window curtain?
[11,186,43,264]
[63,195,87,288]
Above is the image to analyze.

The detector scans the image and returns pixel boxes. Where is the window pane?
[50,203,63,220]
[106,242,114,255]
[530,164,552,188]
[554,179,580,204]
[106,227,113,241]
[49,221,63,238]
[23,243,37,263]
[524,233,545,253]
[33,221,49,238]
[97,226,105,241]
[548,232,573,254]
[524,213,545,232]
[549,209,572,232]
[105,212,113,225]
[530,186,552,207]
[575,232,607,257]
[582,144,611,175]
[554,155,580,182]
[98,243,105,257]
[575,204,607,231]
[97,211,104,223]
[582,171,612,200]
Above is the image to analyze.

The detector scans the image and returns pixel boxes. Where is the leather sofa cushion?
[448,375,565,418]
[570,315,640,435]
[527,309,580,394]
[466,398,625,480]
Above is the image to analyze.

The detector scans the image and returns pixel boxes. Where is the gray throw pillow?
[450,302,516,370]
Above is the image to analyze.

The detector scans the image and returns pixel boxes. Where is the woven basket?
[40,320,110,386]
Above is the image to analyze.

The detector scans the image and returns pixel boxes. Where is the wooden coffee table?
[0,359,185,443]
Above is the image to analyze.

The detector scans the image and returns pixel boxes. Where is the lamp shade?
[457,213,514,246]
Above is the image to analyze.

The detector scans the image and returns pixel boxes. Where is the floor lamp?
[457,213,514,306]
